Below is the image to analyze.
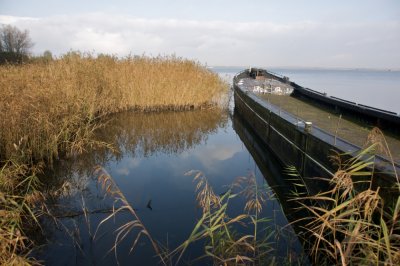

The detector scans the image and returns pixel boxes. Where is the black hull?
[233,68,399,195]
[235,68,400,132]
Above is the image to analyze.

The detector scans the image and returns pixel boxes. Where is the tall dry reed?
[0,52,228,162]
[92,169,292,265]
[169,171,285,265]
[0,53,228,265]
[291,128,400,265]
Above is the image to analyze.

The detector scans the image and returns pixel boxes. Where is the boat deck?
[238,77,400,163]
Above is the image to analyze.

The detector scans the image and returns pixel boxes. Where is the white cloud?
[71,27,128,54]
[0,13,399,68]
[116,167,130,176]
[127,157,141,168]
[115,157,141,176]
[193,144,242,171]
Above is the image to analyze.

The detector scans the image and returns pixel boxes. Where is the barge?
[233,68,400,191]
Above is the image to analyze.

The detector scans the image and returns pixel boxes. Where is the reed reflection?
[37,108,229,264]
[97,108,228,158]
[49,108,227,175]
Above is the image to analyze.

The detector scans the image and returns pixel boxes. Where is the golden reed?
[0,53,228,265]
[0,53,228,162]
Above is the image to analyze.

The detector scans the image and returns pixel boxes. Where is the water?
[213,66,400,114]
[36,109,306,265]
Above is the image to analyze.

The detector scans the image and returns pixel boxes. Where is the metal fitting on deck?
[305,122,312,133]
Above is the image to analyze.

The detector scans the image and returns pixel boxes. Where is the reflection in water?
[232,110,316,255]
[97,109,228,157]
[232,111,303,215]
[41,109,228,203]
[35,107,307,265]
[48,109,228,178]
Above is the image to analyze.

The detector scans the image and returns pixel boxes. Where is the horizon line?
[208,65,400,72]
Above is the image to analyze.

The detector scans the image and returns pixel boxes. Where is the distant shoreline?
[209,66,400,72]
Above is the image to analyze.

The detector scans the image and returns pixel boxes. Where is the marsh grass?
[0,52,228,162]
[94,167,298,265]
[0,154,44,265]
[290,128,400,265]
[94,166,167,265]
[0,53,228,264]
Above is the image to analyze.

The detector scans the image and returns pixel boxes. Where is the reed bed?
[0,53,228,264]
[0,52,228,162]
[0,152,44,265]
[290,128,400,265]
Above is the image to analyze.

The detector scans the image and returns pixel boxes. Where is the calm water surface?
[37,108,305,265]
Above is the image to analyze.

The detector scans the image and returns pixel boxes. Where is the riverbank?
[0,53,228,264]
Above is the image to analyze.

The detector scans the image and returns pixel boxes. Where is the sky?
[0,0,399,68]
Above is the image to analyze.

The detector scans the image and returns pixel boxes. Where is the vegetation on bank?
[0,52,228,162]
[0,53,228,264]
[290,128,400,265]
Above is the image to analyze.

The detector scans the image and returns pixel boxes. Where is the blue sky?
[1,0,399,68]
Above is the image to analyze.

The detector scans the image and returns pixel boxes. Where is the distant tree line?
[0,24,34,64]
[0,24,55,64]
